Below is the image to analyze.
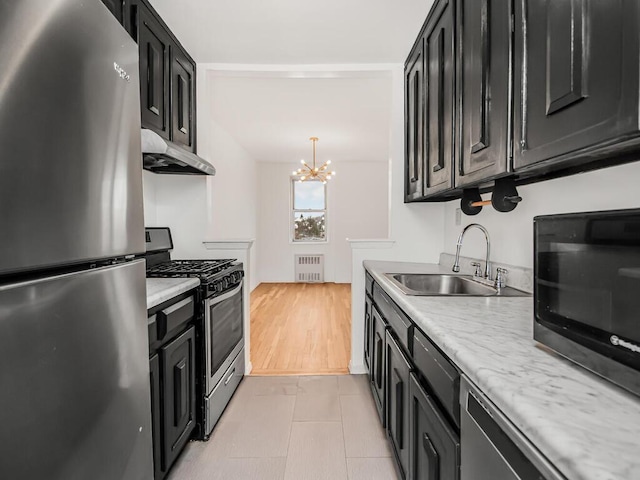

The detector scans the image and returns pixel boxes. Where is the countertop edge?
[146,278,201,310]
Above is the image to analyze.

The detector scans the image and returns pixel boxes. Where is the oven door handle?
[207,281,243,305]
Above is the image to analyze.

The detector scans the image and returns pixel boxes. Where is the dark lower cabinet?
[364,293,373,372]
[365,274,461,480]
[513,0,640,171]
[386,331,412,479]
[161,325,196,473]
[370,305,387,425]
[408,373,460,480]
[149,354,162,477]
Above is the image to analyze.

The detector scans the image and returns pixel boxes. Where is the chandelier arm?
[294,136,335,182]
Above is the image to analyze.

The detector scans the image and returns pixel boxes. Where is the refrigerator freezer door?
[0,260,152,480]
[0,0,144,275]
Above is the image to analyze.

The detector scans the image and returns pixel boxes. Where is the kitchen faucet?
[452,223,491,280]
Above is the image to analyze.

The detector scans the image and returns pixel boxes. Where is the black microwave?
[534,208,640,397]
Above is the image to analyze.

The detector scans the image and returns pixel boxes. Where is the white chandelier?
[292,137,336,183]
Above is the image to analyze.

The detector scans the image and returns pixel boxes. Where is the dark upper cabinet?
[456,0,512,187]
[137,3,171,140]
[123,0,197,150]
[405,38,426,202]
[423,0,455,197]
[386,331,411,479]
[513,0,640,171]
[408,373,460,480]
[161,325,196,473]
[101,0,124,23]
[171,48,196,152]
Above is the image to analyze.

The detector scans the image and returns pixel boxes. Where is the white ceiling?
[148,0,434,164]
[208,73,392,163]
[149,0,432,64]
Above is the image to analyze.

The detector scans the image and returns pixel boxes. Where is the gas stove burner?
[146,258,236,280]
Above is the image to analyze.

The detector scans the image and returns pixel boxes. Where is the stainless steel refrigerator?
[0,1,152,478]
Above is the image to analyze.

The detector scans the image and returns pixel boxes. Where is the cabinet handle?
[376,335,383,389]
[469,0,490,157]
[174,359,187,425]
[433,28,446,174]
[422,433,440,479]
[519,0,529,151]
[395,371,404,450]
[224,368,236,386]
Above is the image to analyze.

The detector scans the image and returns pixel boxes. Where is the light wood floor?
[250,283,351,375]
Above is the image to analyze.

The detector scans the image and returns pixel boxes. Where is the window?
[291,179,326,242]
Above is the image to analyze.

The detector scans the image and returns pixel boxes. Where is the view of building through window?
[292,179,326,241]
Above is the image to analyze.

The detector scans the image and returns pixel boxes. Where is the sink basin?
[384,273,530,297]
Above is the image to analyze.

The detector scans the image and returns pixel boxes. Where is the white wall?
[442,161,640,269]
[203,119,259,288]
[256,161,389,283]
[142,170,158,225]
[143,173,209,258]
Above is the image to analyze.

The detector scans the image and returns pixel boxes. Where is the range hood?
[141,129,216,175]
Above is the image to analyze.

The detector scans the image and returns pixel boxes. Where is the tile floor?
[168,375,400,480]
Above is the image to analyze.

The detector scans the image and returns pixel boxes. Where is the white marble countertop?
[146,278,200,310]
[365,260,640,480]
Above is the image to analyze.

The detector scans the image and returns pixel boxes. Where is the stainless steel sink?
[384,273,530,297]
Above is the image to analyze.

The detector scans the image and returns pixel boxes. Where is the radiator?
[294,254,324,282]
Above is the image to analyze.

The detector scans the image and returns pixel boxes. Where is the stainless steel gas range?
[145,228,245,440]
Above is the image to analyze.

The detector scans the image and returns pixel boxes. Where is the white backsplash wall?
[142,170,158,225]
[257,161,389,283]
[148,174,209,259]
[443,160,640,269]
[204,120,259,289]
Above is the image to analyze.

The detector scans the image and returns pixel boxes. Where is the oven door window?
[208,285,243,378]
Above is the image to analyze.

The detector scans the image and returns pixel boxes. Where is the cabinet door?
[171,48,196,152]
[405,39,426,202]
[408,373,460,480]
[149,354,162,478]
[370,305,387,426]
[364,294,373,373]
[456,0,512,187]
[386,331,412,479]
[513,0,640,170]
[161,326,196,472]
[424,0,455,196]
[101,0,124,23]
[137,3,171,139]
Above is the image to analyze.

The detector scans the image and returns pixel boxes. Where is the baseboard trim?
[349,361,367,374]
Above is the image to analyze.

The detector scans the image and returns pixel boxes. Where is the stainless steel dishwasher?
[460,376,566,480]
